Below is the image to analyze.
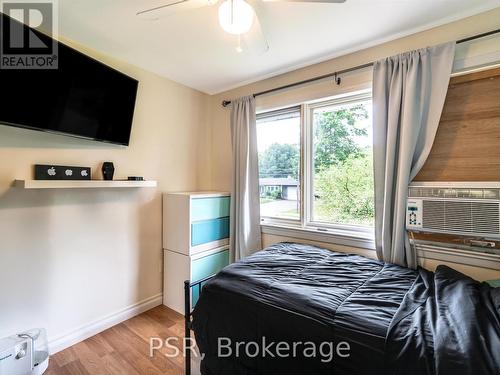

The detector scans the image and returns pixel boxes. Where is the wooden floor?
[46,306,200,375]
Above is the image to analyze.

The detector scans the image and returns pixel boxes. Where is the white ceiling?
[58,0,500,94]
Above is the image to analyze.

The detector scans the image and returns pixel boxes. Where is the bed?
[190,242,500,375]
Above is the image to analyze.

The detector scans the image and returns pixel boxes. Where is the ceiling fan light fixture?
[218,0,254,35]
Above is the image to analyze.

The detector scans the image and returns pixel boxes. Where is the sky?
[256,102,373,153]
[257,117,300,153]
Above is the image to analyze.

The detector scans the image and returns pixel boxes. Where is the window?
[257,107,301,221]
[257,91,374,239]
[309,96,374,227]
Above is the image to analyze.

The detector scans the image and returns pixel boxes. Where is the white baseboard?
[48,293,163,354]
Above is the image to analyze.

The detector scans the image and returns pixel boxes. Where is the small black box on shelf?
[34,165,91,180]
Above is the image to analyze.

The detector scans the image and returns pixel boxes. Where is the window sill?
[260,222,376,250]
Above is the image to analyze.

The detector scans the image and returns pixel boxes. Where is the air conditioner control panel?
[406,199,423,229]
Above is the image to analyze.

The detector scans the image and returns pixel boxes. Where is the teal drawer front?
[191,217,230,247]
[191,249,230,305]
[191,197,230,222]
[192,249,230,282]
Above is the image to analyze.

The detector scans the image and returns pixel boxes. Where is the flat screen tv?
[0,14,138,146]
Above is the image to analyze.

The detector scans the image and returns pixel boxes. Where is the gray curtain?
[373,42,455,268]
[230,95,262,262]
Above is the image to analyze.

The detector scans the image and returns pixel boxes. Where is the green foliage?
[266,190,282,200]
[312,103,373,225]
[259,143,299,179]
[258,102,374,226]
[314,151,374,226]
[313,104,368,172]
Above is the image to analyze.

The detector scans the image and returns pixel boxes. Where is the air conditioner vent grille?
[409,187,500,199]
[422,200,500,236]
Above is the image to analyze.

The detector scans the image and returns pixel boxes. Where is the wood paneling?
[46,306,200,375]
[414,67,500,181]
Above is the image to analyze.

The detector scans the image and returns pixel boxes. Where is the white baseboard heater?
[406,182,500,240]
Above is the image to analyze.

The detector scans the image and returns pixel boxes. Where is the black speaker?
[35,165,91,180]
[102,162,115,180]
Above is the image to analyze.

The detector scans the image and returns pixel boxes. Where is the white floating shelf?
[14,179,158,189]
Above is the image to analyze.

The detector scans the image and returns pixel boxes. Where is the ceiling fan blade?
[240,0,270,54]
[137,0,214,20]
[241,13,269,55]
[263,0,345,2]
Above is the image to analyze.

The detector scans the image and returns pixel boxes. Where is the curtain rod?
[221,27,500,107]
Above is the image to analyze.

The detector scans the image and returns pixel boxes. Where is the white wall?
[0,40,209,350]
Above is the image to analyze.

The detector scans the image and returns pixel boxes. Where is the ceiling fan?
[137,0,346,53]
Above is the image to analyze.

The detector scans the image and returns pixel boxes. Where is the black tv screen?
[0,14,138,146]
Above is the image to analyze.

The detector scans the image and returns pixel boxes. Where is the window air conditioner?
[406,182,500,239]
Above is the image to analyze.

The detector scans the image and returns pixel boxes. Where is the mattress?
[192,242,418,375]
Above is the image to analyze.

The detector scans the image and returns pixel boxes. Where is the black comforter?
[192,242,500,375]
[387,265,500,375]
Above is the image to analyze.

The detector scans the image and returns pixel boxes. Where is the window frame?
[304,91,374,235]
[258,90,375,247]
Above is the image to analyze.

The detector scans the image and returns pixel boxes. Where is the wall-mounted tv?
[0,14,138,146]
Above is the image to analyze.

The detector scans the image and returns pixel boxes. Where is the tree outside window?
[312,101,374,227]
[256,94,374,228]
